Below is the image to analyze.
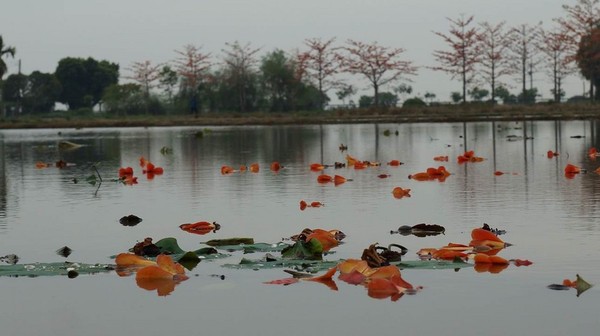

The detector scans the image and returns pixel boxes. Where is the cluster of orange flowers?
[416,228,531,274]
[115,253,188,296]
[118,156,164,184]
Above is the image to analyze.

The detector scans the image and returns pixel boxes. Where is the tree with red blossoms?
[478,21,513,103]
[221,41,261,112]
[507,23,543,103]
[432,15,481,103]
[126,60,162,97]
[298,37,340,110]
[539,29,577,102]
[338,39,416,107]
[173,45,211,115]
[555,0,600,99]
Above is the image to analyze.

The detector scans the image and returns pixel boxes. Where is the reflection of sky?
[0,122,599,336]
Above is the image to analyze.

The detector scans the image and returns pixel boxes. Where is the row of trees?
[2,0,600,116]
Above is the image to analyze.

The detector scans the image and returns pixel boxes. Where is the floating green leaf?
[575,274,593,297]
[205,238,255,246]
[281,239,323,260]
[154,237,186,254]
[208,242,290,253]
[58,141,83,151]
[86,174,98,186]
[160,146,173,155]
[396,260,473,270]
[223,258,338,272]
[0,262,114,277]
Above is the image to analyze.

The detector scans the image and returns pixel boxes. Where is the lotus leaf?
[281,239,323,260]
[395,260,473,270]
[207,242,290,253]
[224,258,338,272]
[0,262,114,277]
[205,238,255,246]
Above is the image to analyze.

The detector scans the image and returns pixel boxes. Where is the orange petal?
[136,265,175,280]
[366,265,401,280]
[263,278,300,285]
[338,270,367,285]
[221,165,235,174]
[317,174,332,183]
[392,187,411,199]
[300,200,307,210]
[179,221,215,235]
[310,163,325,171]
[306,232,339,252]
[156,254,185,275]
[473,253,492,263]
[249,163,260,173]
[304,267,337,282]
[488,263,509,274]
[270,162,281,171]
[367,278,402,300]
[564,164,581,174]
[390,274,413,289]
[354,161,366,169]
[333,175,347,185]
[471,228,504,243]
[346,154,357,166]
[409,172,432,181]
[388,160,403,166]
[115,253,156,267]
[489,255,509,265]
[433,250,468,260]
[338,259,368,274]
[135,277,177,296]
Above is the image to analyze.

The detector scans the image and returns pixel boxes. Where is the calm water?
[1,121,599,336]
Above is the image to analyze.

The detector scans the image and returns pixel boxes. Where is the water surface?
[1,121,599,336]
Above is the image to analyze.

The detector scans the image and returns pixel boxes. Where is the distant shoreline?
[2,104,600,129]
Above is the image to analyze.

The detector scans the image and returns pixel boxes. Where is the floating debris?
[120,214,143,227]
[481,223,506,235]
[394,223,445,237]
[56,246,73,258]
[0,254,19,265]
[58,141,83,150]
[132,237,161,257]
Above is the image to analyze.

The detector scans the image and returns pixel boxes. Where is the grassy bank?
[2,103,600,129]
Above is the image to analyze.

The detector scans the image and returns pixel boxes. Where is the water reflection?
[2,122,600,335]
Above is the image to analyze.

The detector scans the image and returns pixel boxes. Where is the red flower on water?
[564,163,582,178]
[119,167,134,177]
[409,166,451,182]
[143,162,164,179]
[179,221,220,235]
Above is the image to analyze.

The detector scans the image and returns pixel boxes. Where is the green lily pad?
[155,238,228,259]
[575,274,593,297]
[223,258,338,272]
[395,260,473,270]
[281,239,323,260]
[208,242,291,253]
[155,237,186,254]
[0,262,114,277]
[224,258,474,272]
[205,238,255,246]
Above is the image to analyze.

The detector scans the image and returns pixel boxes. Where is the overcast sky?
[1,0,584,103]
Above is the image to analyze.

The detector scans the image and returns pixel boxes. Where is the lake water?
[0,121,599,336]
